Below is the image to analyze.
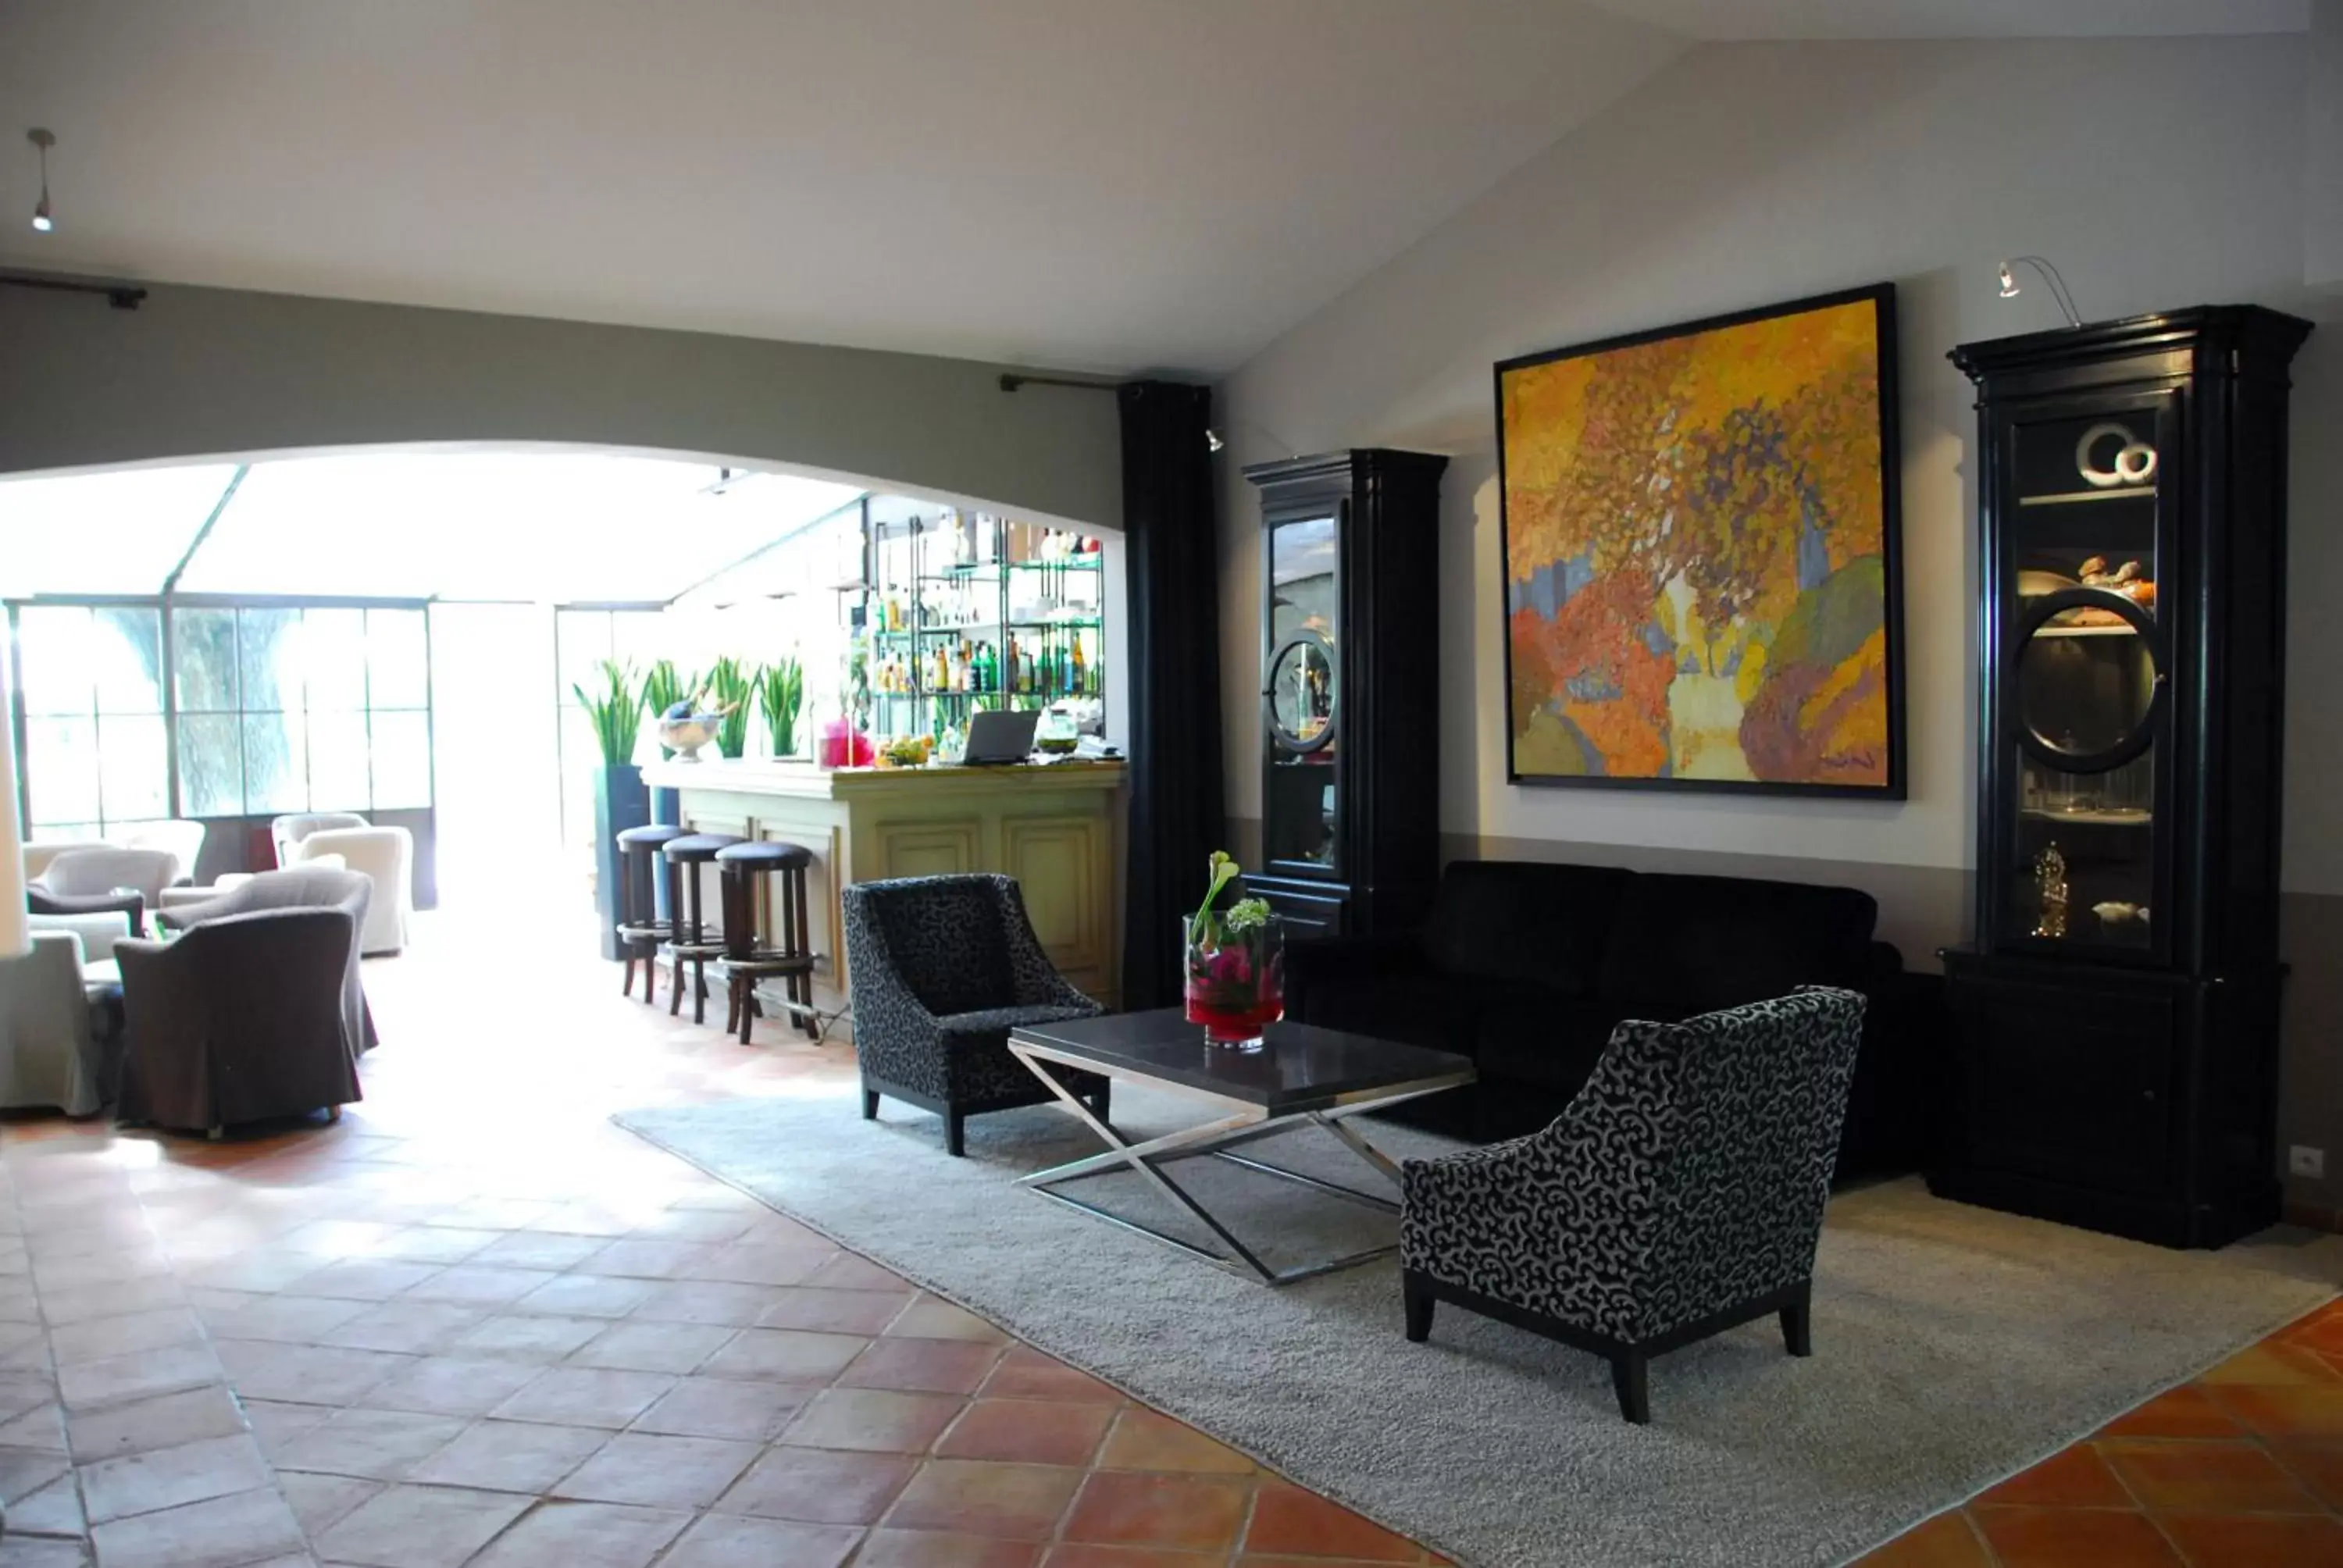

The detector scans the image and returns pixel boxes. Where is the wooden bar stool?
[715,840,821,1043]
[615,824,688,1003]
[660,832,742,1025]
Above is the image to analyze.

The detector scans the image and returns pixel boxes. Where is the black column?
[1118,380,1225,1010]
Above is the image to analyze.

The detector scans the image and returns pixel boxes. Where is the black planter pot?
[592,762,651,960]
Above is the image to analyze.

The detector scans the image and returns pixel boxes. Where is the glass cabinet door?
[1999,396,2174,957]
[1263,513,1340,874]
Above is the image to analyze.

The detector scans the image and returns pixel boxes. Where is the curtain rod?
[997,373,1119,394]
[0,272,148,310]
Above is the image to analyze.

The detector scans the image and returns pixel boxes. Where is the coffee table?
[1006,1009,1475,1285]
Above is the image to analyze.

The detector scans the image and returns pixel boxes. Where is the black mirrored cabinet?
[1934,307,2312,1248]
[1244,450,1447,939]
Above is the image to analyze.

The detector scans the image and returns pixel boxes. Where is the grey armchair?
[0,932,115,1115]
[1400,987,1864,1423]
[116,906,364,1135]
[841,874,1106,1156]
[155,867,379,1057]
[34,846,181,907]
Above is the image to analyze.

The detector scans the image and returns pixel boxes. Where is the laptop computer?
[962,708,1042,765]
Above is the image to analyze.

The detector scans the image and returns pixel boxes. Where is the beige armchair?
[287,828,411,955]
[272,812,369,868]
[120,820,207,882]
[22,837,114,882]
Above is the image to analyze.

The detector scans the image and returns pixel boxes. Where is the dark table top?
[1009,1008,1475,1114]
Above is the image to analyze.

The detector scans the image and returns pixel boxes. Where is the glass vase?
[1182,913,1286,1049]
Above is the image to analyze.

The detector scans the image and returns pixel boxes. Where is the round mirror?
[1267,632,1336,752]
[2017,595,2159,768]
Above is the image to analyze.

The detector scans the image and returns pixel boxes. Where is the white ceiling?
[0,0,2309,376]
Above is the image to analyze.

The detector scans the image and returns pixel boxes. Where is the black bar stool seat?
[614,824,690,1003]
[661,832,744,1025]
[715,839,821,1043]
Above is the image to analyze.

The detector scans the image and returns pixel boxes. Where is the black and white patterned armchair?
[841,874,1107,1156]
[1400,987,1864,1423]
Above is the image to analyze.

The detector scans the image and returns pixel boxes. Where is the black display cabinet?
[1932,306,2312,1249]
[1243,450,1448,940]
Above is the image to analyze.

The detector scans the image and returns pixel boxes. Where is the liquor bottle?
[1070,636,1086,697]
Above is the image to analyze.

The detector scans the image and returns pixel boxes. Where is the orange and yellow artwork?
[1496,286,1903,796]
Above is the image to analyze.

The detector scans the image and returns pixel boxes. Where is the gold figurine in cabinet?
[2032,843,2070,939]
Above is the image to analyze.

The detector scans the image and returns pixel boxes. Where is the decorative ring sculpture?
[2076,422,2157,489]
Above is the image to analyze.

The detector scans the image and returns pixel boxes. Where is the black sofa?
[1283,860,1936,1178]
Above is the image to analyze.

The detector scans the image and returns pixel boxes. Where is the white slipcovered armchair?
[286,828,412,956]
[273,812,369,869]
[0,932,115,1115]
[34,847,184,907]
[22,838,114,882]
[120,820,207,882]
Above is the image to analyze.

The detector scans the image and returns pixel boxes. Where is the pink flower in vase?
[1208,943,1254,987]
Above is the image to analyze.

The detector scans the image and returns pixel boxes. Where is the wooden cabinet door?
[1950,966,2182,1199]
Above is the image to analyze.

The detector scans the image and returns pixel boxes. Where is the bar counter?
[640,757,1126,1012]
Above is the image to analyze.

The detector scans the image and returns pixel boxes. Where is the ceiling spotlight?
[27,127,55,233]
[1996,255,2082,329]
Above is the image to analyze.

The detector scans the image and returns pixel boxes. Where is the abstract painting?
[1496,283,1903,796]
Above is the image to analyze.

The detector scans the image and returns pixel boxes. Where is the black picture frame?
[1493,282,1905,799]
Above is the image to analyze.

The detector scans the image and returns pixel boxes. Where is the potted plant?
[640,657,694,825]
[704,656,754,760]
[1183,851,1284,1049]
[758,656,805,760]
[574,657,649,960]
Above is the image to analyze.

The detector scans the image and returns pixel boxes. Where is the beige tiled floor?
[0,908,1440,1567]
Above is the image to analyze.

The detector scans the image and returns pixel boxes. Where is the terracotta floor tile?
[312,1481,534,1567]
[1243,1481,1420,1562]
[714,1444,919,1523]
[937,1399,1118,1467]
[1097,1408,1254,1474]
[857,1527,1045,1567]
[407,1416,612,1493]
[629,1374,813,1441]
[84,1484,307,1568]
[756,1286,917,1335]
[1050,1548,1225,1568]
[2101,1386,2247,1440]
[2200,1343,2343,1388]
[680,1243,838,1288]
[1972,1506,2188,1567]
[359,1352,546,1417]
[2273,1442,2343,1509]
[273,1405,471,1481]
[842,1336,1007,1395]
[889,1298,1014,1344]
[490,1366,678,1428]
[2156,1510,2343,1566]
[704,1326,872,1384]
[635,1280,800,1326]
[553,1430,763,1508]
[1846,1511,1995,1568]
[1061,1471,1252,1552]
[2209,1384,2343,1441]
[661,1512,865,1568]
[982,1349,1126,1406]
[779,1387,966,1452]
[77,1430,273,1524]
[2102,1440,2323,1513]
[1979,1445,2137,1508]
[886,1457,1086,1540]
[469,1498,694,1566]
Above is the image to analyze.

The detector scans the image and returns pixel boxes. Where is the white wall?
[0,280,1125,533]
[1218,34,2340,894]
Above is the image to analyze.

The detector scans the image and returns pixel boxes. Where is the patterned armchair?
[842,874,1107,1156]
[1400,987,1864,1424]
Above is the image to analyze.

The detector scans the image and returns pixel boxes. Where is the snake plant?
[571,658,642,767]
[758,657,804,759]
[705,656,754,759]
[640,659,695,756]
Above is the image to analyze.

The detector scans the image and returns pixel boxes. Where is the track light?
[1996,255,2082,329]
[27,128,55,233]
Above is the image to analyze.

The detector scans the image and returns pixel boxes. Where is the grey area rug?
[616,1085,2341,1568]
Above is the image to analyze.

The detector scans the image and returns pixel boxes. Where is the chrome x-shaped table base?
[1006,1040,1463,1286]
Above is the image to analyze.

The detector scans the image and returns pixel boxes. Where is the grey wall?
[1217,34,2343,1206]
[0,280,1124,528]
